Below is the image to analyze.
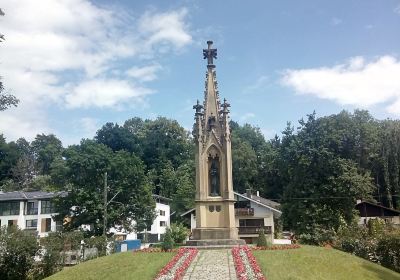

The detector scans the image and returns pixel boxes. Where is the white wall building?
[112,194,171,243]
[181,191,281,244]
[0,191,65,237]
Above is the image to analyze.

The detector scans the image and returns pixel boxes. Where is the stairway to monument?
[182,249,237,280]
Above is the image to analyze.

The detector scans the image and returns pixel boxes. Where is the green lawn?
[46,251,175,280]
[253,245,400,280]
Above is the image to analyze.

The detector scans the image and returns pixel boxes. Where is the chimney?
[356,199,362,204]
[256,191,259,197]
[246,189,252,198]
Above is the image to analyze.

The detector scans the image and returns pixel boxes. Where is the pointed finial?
[203,41,217,68]
[221,98,231,114]
[193,99,204,115]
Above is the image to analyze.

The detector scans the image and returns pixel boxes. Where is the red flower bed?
[232,247,247,280]
[154,247,198,280]
[133,248,179,253]
[252,244,301,251]
[232,246,266,280]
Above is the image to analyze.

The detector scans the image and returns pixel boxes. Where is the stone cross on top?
[203,40,217,67]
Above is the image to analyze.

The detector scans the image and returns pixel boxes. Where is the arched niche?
[207,145,221,196]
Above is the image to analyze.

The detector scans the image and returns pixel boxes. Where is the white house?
[0,191,65,237]
[181,190,281,244]
[111,194,171,243]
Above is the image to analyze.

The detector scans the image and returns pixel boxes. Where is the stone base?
[192,227,238,240]
[185,239,246,248]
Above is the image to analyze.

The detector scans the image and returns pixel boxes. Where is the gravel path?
[182,250,237,280]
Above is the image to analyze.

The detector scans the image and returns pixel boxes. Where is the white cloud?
[281,56,400,115]
[139,8,192,49]
[0,1,192,141]
[330,17,343,26]
[242,76,269,94]
[240,112,256,122]
[126,64,162,82]
[79,117,99,139]
[261,128,276,140]
[65,79,152,108]
[395,5,400,14]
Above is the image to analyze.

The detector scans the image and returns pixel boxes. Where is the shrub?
[376,233,400,272]
[367,218,385,237]
[0,226,39,280]
[256,229,268,247]
[161,228,175,251]
[170,223,188,244]
[298,227,336,246]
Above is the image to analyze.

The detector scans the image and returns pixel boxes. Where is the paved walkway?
[183,249,237,280]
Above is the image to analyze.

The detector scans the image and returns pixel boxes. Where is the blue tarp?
[115,239,141,252]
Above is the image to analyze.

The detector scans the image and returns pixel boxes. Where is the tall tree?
[95,122,142,155]
[0,9,19,111]
[53,140,155,235]
[31,134,63,175]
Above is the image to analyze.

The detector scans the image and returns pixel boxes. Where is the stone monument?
[186,41,245,246]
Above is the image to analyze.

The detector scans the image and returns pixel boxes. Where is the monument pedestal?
[185,238,246,248]
[186,228,245,249]
[192,227,238,240]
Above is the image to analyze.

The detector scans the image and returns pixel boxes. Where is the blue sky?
[1,0,400,145]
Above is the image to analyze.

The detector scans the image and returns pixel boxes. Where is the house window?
[56,221,63,232]
[159,210,166,216]
[41,218,52,232]
[8,220,16,227]
[0,202,20,216]
[26,201,38,215]
[41,200,55,214]
[26,219,38,229]
[160,221,166,227]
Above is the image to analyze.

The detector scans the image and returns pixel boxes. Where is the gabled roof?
[180,192,282,217]
[152,194,172,202]
[356,201,400,216]
[0,191,68,202]
[181,208,195,217]
[234,192,282,215]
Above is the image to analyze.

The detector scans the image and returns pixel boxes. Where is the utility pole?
[103,171,107,237]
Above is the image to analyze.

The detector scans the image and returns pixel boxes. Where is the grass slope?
[46,251,175,280]
[253,245,400,280]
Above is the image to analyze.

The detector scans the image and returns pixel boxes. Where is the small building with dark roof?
[355,200,400,226]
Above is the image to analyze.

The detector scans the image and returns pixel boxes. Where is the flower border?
[154,247,198,280]
[232,246,267,280]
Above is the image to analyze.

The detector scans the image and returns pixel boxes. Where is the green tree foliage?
[256,229,268,247]
[169,223,188,244]
[52,140,155,235]
[95,122,142,155]
[171,163,195,215]
[0,9,20,111]
[161,227,175,251]
[31,134,63,175]
[0,135,20,185]
[280,113,374,238]
[0,226,39,280]
[139,117,192,170]
[230,121,269,194]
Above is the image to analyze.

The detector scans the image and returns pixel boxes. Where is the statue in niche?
[209,156,220,196]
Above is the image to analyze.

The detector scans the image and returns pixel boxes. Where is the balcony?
[235,208,254,216]
[26,208,38,215]
[238,226,272,235]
